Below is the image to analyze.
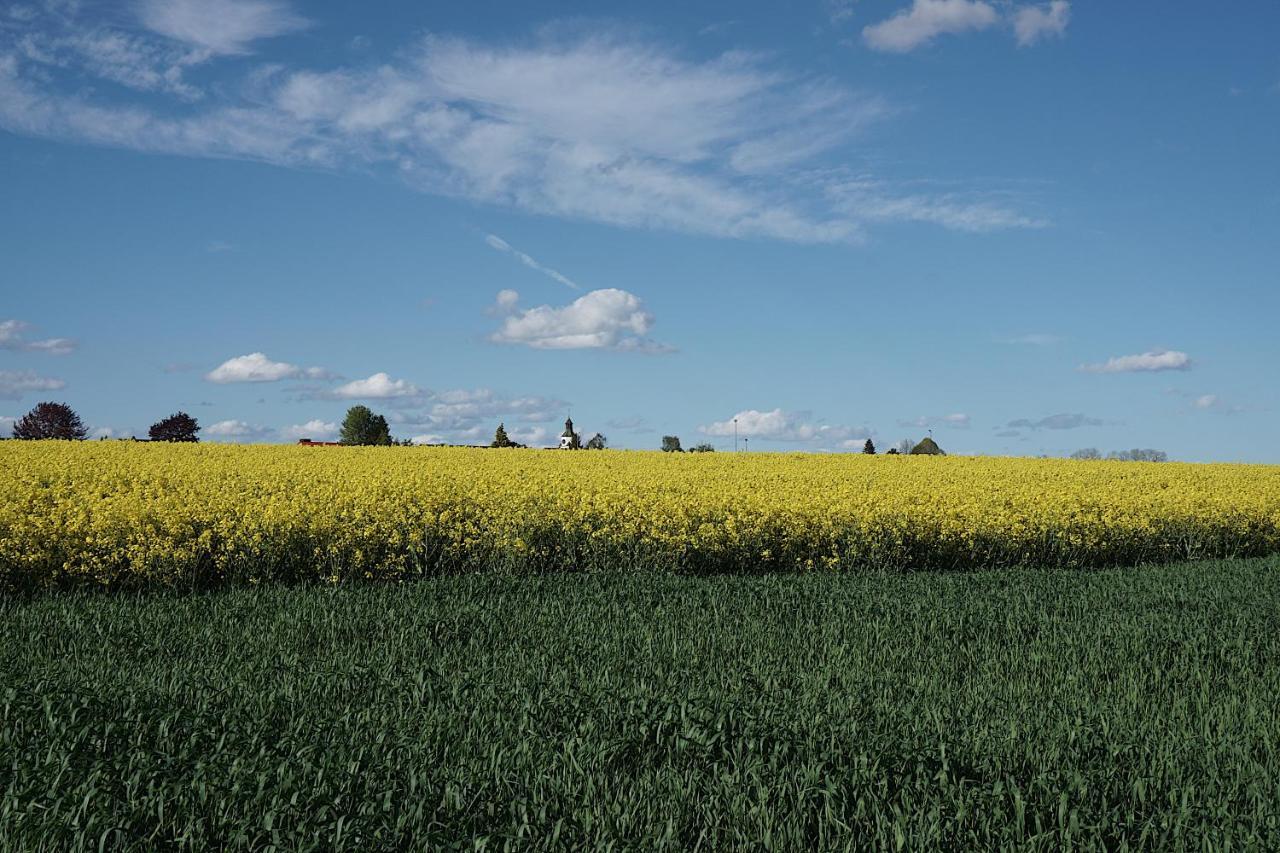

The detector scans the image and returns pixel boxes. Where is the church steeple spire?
[559,414,578,449]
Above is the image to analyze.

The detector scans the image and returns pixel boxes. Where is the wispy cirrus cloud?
[0,319,76,354]
[1080,350,1191,374]
[0,10,1044,243]
[485,234,579,290]
[138,0,309,56]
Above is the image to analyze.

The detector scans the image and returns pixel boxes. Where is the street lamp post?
[734,418,738,453]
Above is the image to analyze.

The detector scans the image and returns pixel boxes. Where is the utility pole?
[734,418,738,453]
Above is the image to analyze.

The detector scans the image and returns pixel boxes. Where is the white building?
[559,416,577,449]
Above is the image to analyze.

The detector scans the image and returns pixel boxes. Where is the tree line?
[5,400,1168,460]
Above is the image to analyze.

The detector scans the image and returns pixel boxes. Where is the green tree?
[910,437,945,456]
[491,423,515,448]
[149,411,200,442]
[862,439,876,455]
[689,442,715,453]
[339,405,392,446]
[661,435,683,453]
[585,433,607,450]
[12,402,88,440]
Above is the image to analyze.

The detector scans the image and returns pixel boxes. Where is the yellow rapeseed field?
[2,441,1279,589]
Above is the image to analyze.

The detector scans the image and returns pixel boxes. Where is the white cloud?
[494,288,520,312]
[0,319,76,354]
[822,176,1046,232]
[13,22,205,100]
[863,0,1070,52]
[1080,350,1192,374]
[205,352,334,383]
[898,413,971,429]
[490,289,672,352]
[485,234,579,290]
[382,387,569,445]
[1013,1,1071,47]
[138,0,308,56]
[863,0,1000,52]
[331,372,421,399]
[700,408,870,443]
[280,419,338,441]
[203,419,273,441]
[410,433,444,445]
[0,21,1042,242]
[0,415,16,434]
[506,425,549,446]
[1188,394,1242,414]
[1007,413,1104,430]
[0,369,65,399]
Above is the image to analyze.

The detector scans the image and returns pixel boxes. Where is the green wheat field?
[3,557,1279,850]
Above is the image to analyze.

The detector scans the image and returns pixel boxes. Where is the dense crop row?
[2,442,1279,589]
[3,559,1278,849]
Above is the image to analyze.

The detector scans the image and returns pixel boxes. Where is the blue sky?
[2,0,1278,459]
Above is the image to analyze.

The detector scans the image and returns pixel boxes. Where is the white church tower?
[559,416,577,450]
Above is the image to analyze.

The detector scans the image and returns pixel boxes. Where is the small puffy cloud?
[332,372,421,399]
[1007,413,1103,430]
[0,319,77,355]
[494,289,520,313]
[0,415,16,433]
[138,0,308,56]
[410,433,444,445]
[1080,350,1191,374]
[863,0,1000,52]
[1013,1,1071,46]
[898,413,971,429]
[490,289,672,352]
[700,408,870,443]
[1187,393,1243,415]
[0,369,66,399]
[280,419,338,441]
[204,419,273,442]
[205,352,335,383]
